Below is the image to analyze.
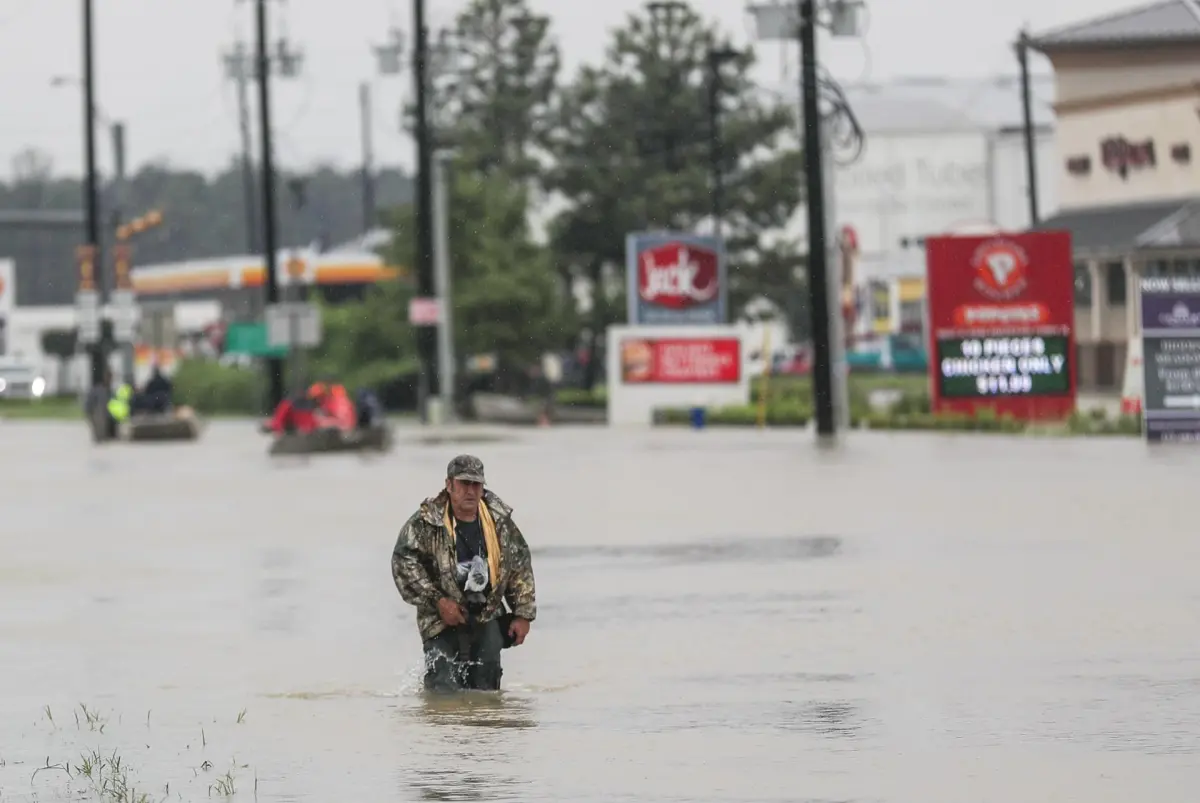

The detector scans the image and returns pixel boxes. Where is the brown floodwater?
[1,421,1198,802]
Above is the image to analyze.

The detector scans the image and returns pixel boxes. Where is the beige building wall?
[1054,90,1200,210]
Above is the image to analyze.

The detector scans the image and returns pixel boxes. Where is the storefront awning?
[1035,198,1200,259]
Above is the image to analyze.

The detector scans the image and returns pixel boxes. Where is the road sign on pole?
[408,296,442,326]
[265,302,322,348]
[110,288,139,343]
[76,290,101,344]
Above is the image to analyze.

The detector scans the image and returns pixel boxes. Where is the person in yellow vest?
[106,381,132,438]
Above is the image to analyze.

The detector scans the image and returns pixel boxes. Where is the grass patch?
[29,701,253,803]
[0,395,81,420]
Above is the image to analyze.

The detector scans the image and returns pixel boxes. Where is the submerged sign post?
[1138,276,1200,442]
[925,230,1076,419]
[626,232,727,325]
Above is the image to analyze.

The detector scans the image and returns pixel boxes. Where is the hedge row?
[654,399,1143,436]
[173,359,266,415]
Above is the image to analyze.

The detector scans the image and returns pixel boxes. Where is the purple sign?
[626,231,727,325]
[1139,277,1200,442]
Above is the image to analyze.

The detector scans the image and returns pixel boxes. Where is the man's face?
[446,477,483,510]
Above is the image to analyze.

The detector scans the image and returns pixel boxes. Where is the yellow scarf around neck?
[444,499,501,586]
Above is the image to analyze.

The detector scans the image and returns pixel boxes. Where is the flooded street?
[2,421,1199,802]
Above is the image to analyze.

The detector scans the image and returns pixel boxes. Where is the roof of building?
[835,75,1057,134]
[1029,0,1200,50]
[1035,198,1200,257]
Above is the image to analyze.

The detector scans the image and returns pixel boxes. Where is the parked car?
[0,362,47,399]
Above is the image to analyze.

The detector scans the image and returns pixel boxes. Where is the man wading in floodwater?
[392,455,537,692]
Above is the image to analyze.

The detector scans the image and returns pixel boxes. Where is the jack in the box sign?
[626,231,727,325]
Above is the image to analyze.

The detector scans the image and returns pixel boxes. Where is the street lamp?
[746,0,864,440]
[706,45,740,243]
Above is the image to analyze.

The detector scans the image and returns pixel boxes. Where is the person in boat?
[355,387,383,429]
[133,364,173,415]
[267,383,324,435]
[320,383,357,430]
[106,378,133,437]
[392,455,537,693]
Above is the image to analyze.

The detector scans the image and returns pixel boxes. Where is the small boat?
[125,409,204,442]
[267,422,394,457]
[88,404,204,444]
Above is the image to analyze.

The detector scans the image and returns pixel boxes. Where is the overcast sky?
[0,0,1138,180]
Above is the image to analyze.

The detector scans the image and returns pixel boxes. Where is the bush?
[862,409,1025,433]
[1065,410,1141,436]
[655,400,811,427]
[173,359,266,415]
[555,386,607,408]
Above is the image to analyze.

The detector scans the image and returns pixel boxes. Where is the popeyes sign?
[626,231,727,325]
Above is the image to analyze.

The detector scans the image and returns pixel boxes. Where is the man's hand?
[437,597,466,627]
[508,617,530,646]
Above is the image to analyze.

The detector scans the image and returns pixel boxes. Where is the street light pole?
[706,46,739,242]
[81,0,104,385]
[432,151,456,422]
[255,0,284,410]
[413,0,437,423]
[798,0,835,438]
[1016,29,1040,227]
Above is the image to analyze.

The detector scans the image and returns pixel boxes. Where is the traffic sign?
[266,302,322,348]
[76,290,101,344]
[408,296,442,326]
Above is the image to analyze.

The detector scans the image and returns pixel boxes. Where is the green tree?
[383,158,567,388]
[427,0,561,181]
[545,3,805,385]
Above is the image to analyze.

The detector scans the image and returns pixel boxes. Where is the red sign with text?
[925,230,1076,420]
[619,337,740,384]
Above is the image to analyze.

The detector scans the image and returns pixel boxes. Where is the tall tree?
[428,0,561,182]
[382,157,569,390]
[545,3,806,386]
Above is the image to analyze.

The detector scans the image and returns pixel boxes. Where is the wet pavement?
[1,420,1198,802]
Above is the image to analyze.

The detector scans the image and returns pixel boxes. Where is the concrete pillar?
[1124,257,1138,339]
[1087,260,1101,341]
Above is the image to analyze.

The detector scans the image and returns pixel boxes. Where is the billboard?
[619,336,740,384]
[925,231,1076,419]
[1139,276,1200,443]
[626,231,727,325]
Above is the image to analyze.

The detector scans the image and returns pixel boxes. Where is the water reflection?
[408,692,538,730]
[407,766,523,801]
[397,693,535,801]
[534,535,841,565]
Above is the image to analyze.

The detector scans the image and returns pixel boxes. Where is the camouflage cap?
[446,454,485,484]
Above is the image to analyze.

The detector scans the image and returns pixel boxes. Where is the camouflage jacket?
[392,489,537,642]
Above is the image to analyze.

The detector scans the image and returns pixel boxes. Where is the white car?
[0,363,47,399]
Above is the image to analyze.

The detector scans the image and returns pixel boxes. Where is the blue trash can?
[689,406,706,429]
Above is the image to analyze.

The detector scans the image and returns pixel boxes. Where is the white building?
[832,76,1057,338]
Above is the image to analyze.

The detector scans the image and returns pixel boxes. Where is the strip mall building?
[1030,0,1200,391]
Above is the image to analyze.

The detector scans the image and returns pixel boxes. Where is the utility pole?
[243,0,304,411]
[1016,29,1040,227]
[108,121,137,384]
[412,0,437,422]
[222,40,261,255]
[359,82,376,233]
[747,0,865,441]
[706,46,739,242]
[797,0,835,438]
[432,150,456,421]
[80,0,104,386]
